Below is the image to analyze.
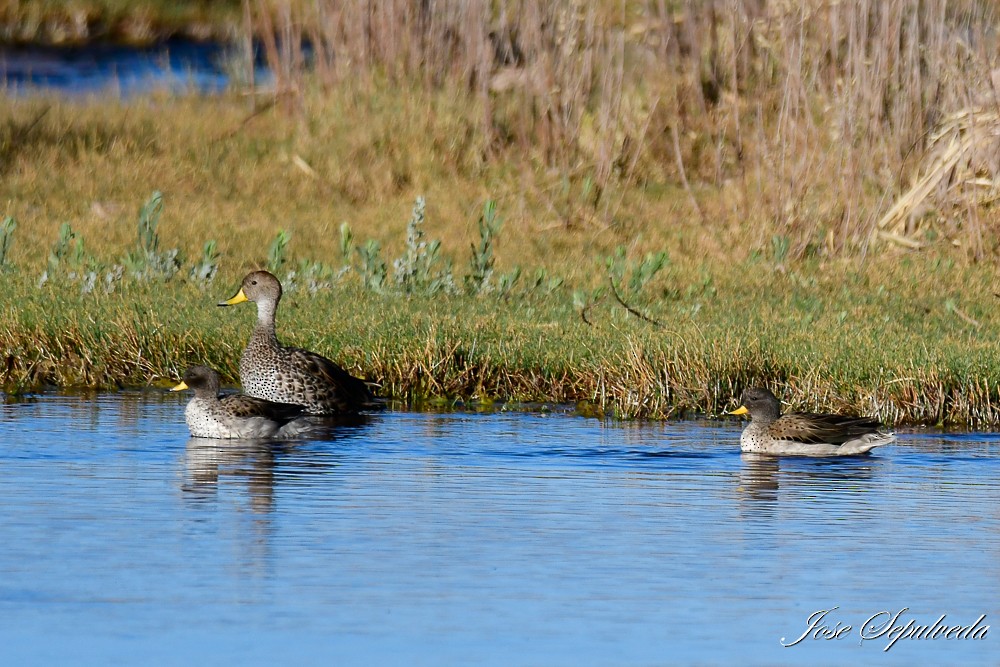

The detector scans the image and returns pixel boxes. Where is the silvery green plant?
[465,199,502,295]
[138,192,163,254]
[529,267,564,295]
[605,245,669,297]
[427,260,457,295]
[39,222,87,287]
[572,286,606,324]
[334,222,354,282]
[268,229,291,273]
[79,271,98,294]
[356,239,386,292]
[630,251,668,293]
[602,245,667,325]
[496,266,522,299]
[339,222,354,271]
[392,196,453,294]
[125,191,182,279]
[0,216,16,270]
[103,265,125,293]
[283,259,336,294]
[189,240,221,284]
[47,222,85,274]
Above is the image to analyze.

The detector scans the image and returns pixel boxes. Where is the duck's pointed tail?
[839,432,897,455]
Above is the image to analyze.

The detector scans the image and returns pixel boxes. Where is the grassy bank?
[3,1,1000,425]
[2,240,999,426]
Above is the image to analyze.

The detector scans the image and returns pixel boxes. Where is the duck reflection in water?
[181,414,376,513]
[183,438,278,512]
[737,452,881,507]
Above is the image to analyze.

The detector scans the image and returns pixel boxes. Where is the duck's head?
[218,270,282,308]
[170,365,221,396]
[729,387,782,421]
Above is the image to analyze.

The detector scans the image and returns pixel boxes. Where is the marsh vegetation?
[2,0,1000,424]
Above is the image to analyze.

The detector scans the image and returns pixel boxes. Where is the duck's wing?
[220,394,306,423]
[768,412,885,445]
[286,346,380,408]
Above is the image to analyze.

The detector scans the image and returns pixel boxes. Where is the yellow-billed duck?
[729,387,896,456]
[170,365,313,439]
[219,270,378,414]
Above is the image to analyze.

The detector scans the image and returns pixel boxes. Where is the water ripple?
[0,391,997,665]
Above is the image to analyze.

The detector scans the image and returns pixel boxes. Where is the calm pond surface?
[0,391,997,665]
[0,40,262,95]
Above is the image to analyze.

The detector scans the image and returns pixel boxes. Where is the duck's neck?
[194,387,222,403]
[755,403,782,425]
[253,297,280,345]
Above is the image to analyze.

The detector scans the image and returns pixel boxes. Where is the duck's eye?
[251,280,258,285]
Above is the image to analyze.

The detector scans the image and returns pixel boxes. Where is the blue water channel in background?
[0,39,264,95]
[0,392,997,665]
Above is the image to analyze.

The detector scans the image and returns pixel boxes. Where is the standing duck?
[170,366,312,439]
[729,387,896,456]
[218,270,378,414]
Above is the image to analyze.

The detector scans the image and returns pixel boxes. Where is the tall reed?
[249,0,1000,257]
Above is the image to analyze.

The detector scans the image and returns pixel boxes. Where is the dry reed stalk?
[876,109,1000,252]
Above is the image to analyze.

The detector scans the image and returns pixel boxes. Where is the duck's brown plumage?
[219,270,378,415]
[171,365,311,439]
[730,387,895,456]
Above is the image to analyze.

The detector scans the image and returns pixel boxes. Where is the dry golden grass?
[0,0,240,43]
[5,1,1000,272]
[240,0,1000,258]
[0,90,693,285]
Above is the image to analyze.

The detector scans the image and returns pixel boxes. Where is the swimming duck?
[170,365,313,439]
[729,387,896,456]
[219,270,378,415]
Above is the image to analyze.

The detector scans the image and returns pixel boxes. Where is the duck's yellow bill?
[169,381,189,392]
[219,288,248,307]
[729,406,749,415]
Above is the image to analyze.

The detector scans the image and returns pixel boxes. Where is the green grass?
[3,250,999,426]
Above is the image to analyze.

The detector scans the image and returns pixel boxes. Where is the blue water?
[0,392,998,665]
[0,40,263,95]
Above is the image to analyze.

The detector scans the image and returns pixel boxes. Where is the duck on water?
[729,387,896,456]
[170,365,314,439]
[219,270,381,415]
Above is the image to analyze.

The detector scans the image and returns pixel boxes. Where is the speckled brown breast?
[239,332,375,415]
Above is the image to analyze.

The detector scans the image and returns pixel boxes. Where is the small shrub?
[393,196,435,291]
[605,245,669,297]
[0,216,16,270]
[268,229,291,273]
[530,268,564,295]
[284,259,337,294]
[124,191,182,279]
[137,191,163,256]
[47,222,85,275]
[391,196,453,295]
[189,240,221,284]
[496,266,522,299]
[39,222,88,287]
[466,200,502,295]
[356,239,387,292]
[339,222,354,265]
